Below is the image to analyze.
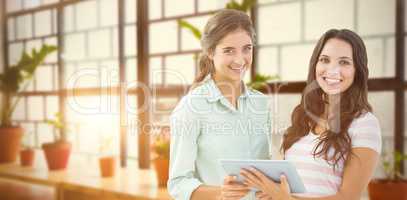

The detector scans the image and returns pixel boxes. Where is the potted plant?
[20,131,35,167]
[368,151,407,200]
[151,126,170,187]
[42,112,72,170]
[0,44,57,163]
[247,73,280,90]
[98,135,115,177]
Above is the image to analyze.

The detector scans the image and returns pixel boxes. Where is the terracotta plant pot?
[42,141,71,170]
[152,157,169,187]
[99,156,116,177]
[20,149,35,167]
[368,179,407,200]
[0,127,23,163]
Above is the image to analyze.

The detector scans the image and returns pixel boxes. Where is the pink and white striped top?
[285,112,382,197]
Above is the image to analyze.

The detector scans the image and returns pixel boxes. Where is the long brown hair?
[191,9,255,88]
[281,29,372,168]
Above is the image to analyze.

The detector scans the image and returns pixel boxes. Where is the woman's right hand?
[220,175,251,200]
[255,191,272,200]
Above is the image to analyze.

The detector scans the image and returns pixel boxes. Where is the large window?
[3,0,405,173]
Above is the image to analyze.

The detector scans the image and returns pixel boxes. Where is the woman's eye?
[244,46,252,52]
[319,57,329,63]
[224,49,234,54]
[339,60,351,65]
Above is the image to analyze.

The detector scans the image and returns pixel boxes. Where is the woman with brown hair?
[168,9,272,200]
[225,29,382,200]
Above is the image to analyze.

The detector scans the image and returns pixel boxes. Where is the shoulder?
[349,112,380,130]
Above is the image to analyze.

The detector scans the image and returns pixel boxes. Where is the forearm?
[191,185,222,200]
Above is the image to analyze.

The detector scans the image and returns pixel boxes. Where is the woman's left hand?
[240,167,293,200]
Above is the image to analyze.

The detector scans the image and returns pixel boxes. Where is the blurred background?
[0,0,405,199]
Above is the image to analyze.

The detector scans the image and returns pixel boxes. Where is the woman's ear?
[207,50,214,60]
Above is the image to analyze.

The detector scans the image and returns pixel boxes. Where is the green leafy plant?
[382,151,407,181]
[0,44,57,127]
[46,112,69,142]
[226,0,257,11]
[151,127,170,159]
[247,73,280,90]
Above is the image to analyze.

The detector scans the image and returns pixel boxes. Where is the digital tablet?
[219,159,306,193]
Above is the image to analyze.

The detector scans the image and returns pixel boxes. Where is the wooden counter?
[0,151,171,200]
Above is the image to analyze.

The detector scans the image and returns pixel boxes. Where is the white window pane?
[149,0,162,20]
[16,14,32,39]
[369,92,394,138]
[180,16,209,51]
[64,33,86,61]
[125,0,136,23]
[21,123,36,147]
[42,0,59,5]
[126,94,138,117]
[258,3,301,44]
[165,54,195,85]
[8,18,15,41]
[198,0,228,12]
[64,5,74,33]
[46,96,59,120]
[68,62,100,88]
[35,66,53,91]
[100,0,118,27]
[258,47,279,76]
[6,0,23,13]
[127,128,138,158]
[23,0,41,9]
[125,25,137,56]
[75,0,97,31]
[11,97,25,121]
[100,60,120,87]
[34,10,52,37]
[358,0,395,36]
[27,96,44,121]
[165,0,194,17]
[150,57,163,85]
[25,39,42,53]
[364,38,387,78]
[150,21,178,54]
[126,58,137,83]
[64,63,77,88]
[305,0,355,40]
[88,29,111,58]
[280,44,314,81]
[37,123,55,145]
[258,0,278,4]
[111,28,118,58]
[9,42,23,66]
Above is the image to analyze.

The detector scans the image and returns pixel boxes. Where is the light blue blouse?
[167,76,272,200]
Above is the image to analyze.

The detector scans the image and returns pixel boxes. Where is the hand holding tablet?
[220,159,306,193]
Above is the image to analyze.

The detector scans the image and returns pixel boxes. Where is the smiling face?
[210,29,253,83]
[315,38,356,95]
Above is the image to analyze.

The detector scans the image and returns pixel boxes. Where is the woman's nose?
[326,65,340,76]
[233,55,245,66]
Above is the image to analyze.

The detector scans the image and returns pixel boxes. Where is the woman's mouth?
[323,77,342,86]
[229,66,245,74]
